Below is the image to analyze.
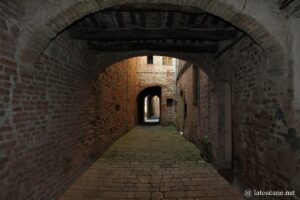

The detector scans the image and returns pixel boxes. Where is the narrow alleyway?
[59,126,242,200]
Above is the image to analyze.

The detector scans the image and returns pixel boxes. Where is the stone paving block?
[164,191,187,198]
[59,126,243,200]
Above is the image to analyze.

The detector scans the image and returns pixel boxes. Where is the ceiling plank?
[165,12,174,27]
[156,12,162,27]
[90,15,99,27]
[130,12,137,25]
[114,11,125,28]
[94,14,108,28]
[199,14,209,28]
[187,14,198,26]
[103,3,204,15]
[88,41,218,53]
[139,12,146,27]
[69,27,239,41]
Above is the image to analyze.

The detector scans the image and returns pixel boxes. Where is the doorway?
[137,86,162,125]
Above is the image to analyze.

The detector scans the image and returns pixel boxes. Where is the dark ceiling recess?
[68,3,243,55]
[279,0,294,10]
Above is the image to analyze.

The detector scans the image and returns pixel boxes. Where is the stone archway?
[19,0,287,76]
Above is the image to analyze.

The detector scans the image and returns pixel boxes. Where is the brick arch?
[137,84,164,97]
[95,51,214,79]
[19,0,286,75]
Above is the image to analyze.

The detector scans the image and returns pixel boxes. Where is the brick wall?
[136,56,176,125]
[213,37,299,194]
[176,36,300,194]
[0,0,23,198]
[176,66,197,140]
[176,65,211,149]
[95,57,137,137]
[1,0,299,198]
[0,27,138,199]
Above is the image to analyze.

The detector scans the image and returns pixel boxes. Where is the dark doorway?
[137,86,161,125]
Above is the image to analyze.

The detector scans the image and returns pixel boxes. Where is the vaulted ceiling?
[68,4,244,56]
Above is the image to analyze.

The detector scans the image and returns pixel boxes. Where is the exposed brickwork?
[0,31,139,200]
[212,37,299,195]
[95,58,137,136]
[0,1,299,199]
[136,56,176,125]
[176,37,300,196]
[176,66,210,146]
[176,66,197,139]
[0,0,20,136]
[126,58,138,128]
[0,0,22,198]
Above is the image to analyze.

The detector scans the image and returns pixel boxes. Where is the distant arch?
[137,86,161,125]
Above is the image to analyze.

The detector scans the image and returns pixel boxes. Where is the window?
[193,65,199,106]
[166,98,174,107]
[147,55,153,64]
[163,56,173,66]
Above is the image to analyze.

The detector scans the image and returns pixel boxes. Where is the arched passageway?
[19,0,288,74]
[137,86,161,125]
[0,1,300,200]
[151,95,160,119]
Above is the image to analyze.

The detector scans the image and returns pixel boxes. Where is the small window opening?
[180,90,183,96]
[147,55,153,64]
[163,56,173,66]
[166,98,174,107]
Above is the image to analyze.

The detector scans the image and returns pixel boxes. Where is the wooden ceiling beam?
[103,3,204,15]
[165,12,174,27]
[114,12,125,28]
[94,15,108,28]
[88,41,218,53]
[69,27,238,41]
[129,12,137,25]
[187,14,198,26]
[139,12,146,27]
[90,15,99,27]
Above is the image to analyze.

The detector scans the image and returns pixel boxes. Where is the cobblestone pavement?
[59,126,243,200]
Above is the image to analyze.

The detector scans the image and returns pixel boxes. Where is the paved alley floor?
[59,126,243,200]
